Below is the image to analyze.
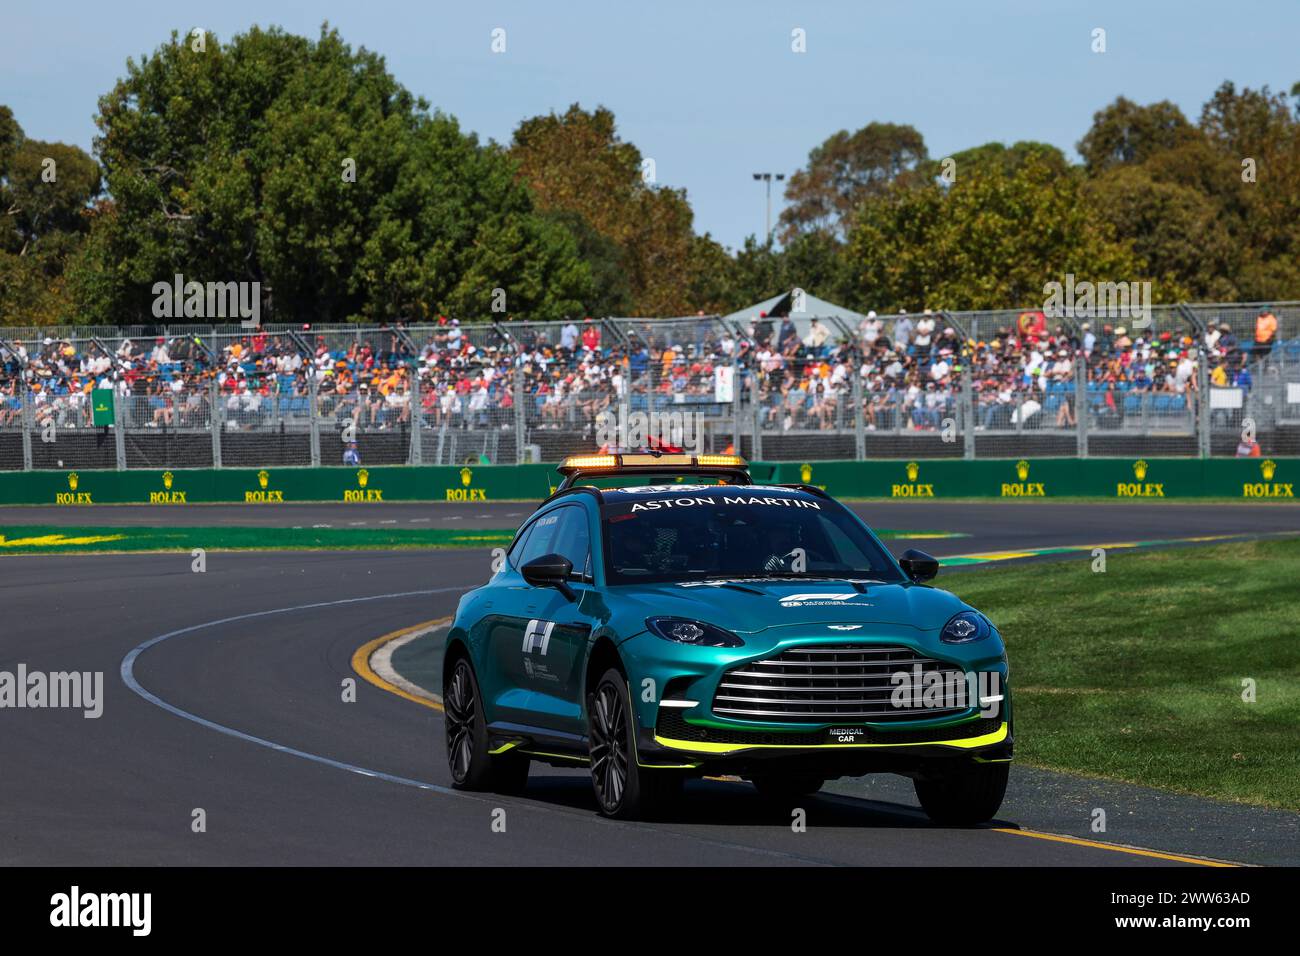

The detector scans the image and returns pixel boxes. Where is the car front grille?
[712,644,970,723]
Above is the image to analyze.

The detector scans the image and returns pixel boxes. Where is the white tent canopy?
[720,289,867,336]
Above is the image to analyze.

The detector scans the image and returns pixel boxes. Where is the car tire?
[913,762,1008,825]
[588,668,683,820]
[750,774,825,803]
[444,655,529,794]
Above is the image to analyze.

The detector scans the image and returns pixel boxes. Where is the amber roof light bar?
[555,451,751,490]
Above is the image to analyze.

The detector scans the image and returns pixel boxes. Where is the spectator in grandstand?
[1217,323,1238,356]
[859,310,883,350]
[1210,357,1229,388]
[1080,323,1096,357]
[560,318,579,351]
[343,442,361,466]
[1254,309,1278,362]
[384,381,411,428]
[776,317,799,357]
[893,310,913,351]
[1232,356,1253,392]
[913,311,935,362]
[805,317,830,356]
[581,318,601,352]
[1204,323,1222,352]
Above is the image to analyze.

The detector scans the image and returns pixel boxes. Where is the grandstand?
[1,299,1298,470]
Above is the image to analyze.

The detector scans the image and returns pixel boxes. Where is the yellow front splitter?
[654,721,1008,755]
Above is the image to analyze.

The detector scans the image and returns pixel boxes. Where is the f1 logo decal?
[522,619,555,655]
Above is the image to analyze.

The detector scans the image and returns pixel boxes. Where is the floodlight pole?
[752,172,785,243]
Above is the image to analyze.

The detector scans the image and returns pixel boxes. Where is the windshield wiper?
[721,571,887,585]
[684,578,764,594]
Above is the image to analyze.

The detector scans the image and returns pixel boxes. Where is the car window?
[551,506,592,577]
[506,522,534,569]
[517,508,567,567]
[516,505,590,577]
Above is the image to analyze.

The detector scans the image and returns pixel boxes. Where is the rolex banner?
[90,389,115,427]
[0,460,1294,505]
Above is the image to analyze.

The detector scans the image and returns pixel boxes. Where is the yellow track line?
[351,618,450,712]
[993,827,1239,867]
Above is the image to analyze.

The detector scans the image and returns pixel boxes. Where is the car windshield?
[600,491,904,585]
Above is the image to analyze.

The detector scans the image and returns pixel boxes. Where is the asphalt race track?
[2,501,1299,866]
[7,498,1300,559]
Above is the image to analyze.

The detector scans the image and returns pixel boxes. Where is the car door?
[488,504,597,735]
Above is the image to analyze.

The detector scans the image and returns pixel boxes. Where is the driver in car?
[762,522,806,573]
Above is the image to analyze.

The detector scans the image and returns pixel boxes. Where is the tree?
[73,24,592,324]
[847,149,1145,311]
[510,104,700,316]
[922,140,1068,181]
[1084,165,1234,300]
[0,107,101,325]
[779,122,927,240]
[1077,98,1199,174]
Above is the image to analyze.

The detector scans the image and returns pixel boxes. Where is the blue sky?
[3,1,1297,250]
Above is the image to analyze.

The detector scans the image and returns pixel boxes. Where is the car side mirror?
[899,548,939,583]
[521,553,576,601]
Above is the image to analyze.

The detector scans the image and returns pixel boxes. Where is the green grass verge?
[0,525,516,554]
[943,538,1300,810]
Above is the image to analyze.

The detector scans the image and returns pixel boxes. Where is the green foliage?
[0,108,101,325]
[509,103,700,316]
[4,27,1300,326]
[73,24,592,324]
[846,149,1145,310]
[1076,97,1198,174]
[779,122,927,240]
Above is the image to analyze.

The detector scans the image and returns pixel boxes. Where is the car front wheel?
[588,668,682,819]
[913,761,1008,825]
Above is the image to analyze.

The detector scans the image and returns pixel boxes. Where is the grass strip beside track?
[943,537,1300,811]
[0,525,516,554]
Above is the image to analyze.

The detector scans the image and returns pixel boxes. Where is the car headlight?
[646,616,743,647]
[940,610,990,644]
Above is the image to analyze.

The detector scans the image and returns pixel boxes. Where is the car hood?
[606,578,968,634]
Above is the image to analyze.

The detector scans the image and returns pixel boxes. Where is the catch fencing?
[1,301,1298,471]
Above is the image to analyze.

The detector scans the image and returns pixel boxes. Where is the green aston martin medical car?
[443,453,1012,823]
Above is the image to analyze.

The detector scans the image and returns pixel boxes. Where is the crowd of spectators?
[0,308,1289,437]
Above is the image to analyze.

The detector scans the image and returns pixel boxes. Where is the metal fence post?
[1197,349,1211,458]
[962,361,975,461]
[731,357,741,455]
[1074,356,1088,458]
[20,381,33,470]
[210,375,223,468]
[113,389,127,470]
[513,366,526,463]
[309,372,321,467]
[853,363,866,460]
[751,379,763,462]
[408,371,423,466]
